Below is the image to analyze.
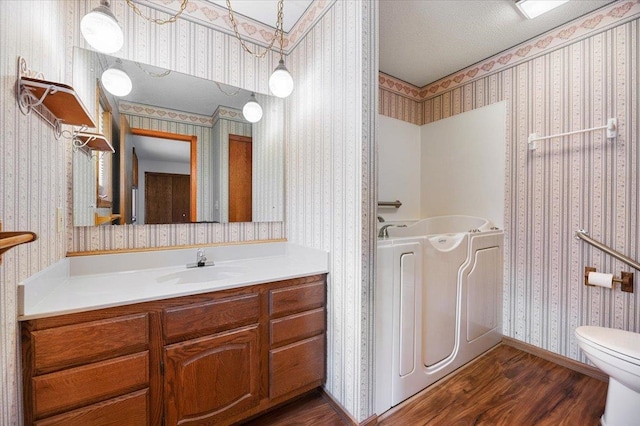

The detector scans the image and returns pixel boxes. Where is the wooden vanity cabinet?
[21,274,327,426]
[162,293,262,425]
[268,280,327,400]
[21,313,152,426]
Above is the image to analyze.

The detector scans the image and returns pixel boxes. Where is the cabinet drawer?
[33,351,149,419]
[31,313,149,374]
[269,281,326,318]
[270,308,325,348]
[34,388,148,426]
[163,293,259,341]
[269,334,325,399]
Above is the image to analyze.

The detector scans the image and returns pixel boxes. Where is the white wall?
[420,101,506,228]
[377,115,421,222]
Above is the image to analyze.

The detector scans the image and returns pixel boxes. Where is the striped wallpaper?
[0,2,69,423]
[380,2,640,364]
[287,0,378,420]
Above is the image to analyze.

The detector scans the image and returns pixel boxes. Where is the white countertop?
[19,242,329,320]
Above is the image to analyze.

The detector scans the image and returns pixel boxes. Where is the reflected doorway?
[228,134,252,222]
[129,128,197,224]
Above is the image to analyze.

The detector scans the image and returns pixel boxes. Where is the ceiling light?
[515,0,569,19]
[269,59,294,98]
[81,0,124,53]
[227,0,294,98]
[101,60,132,97]
[242,94,263,123]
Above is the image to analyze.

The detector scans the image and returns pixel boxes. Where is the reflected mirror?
[72,47,284,226]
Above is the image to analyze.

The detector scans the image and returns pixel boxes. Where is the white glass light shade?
[515,0,569,19]
[80,2,124,53]
[242,94,263,123]
[101,67,132,97]
[269,59,294,98]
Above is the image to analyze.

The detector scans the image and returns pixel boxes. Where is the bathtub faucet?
[378,224,407,239]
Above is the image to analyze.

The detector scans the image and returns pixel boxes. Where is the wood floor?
[244,344,608,425]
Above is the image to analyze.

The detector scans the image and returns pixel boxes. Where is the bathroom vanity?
[19,243,328,425]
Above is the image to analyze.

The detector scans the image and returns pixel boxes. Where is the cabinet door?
[164,326,260,425]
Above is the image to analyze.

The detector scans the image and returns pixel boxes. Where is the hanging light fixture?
[80,0,124,54]
[227,0,293,98]
[242,94,263,123]
[101,59,132,97]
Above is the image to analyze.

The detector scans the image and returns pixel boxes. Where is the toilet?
[575,326,640,426]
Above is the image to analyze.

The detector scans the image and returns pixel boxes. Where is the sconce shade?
[242,94,263,123]
[81,0,124,53]
[269,59,294,98]
[101,66,132,97]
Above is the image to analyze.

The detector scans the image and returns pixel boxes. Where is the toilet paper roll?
[588,272,614,288]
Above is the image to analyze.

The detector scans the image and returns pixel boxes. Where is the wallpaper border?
[379,0,640,103]
[136,0,337,54]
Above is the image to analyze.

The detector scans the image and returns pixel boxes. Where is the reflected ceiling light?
[515,0,569,19]
[242,94,263,123]
[227,0,294,98]
[101,60,132,97]
[80,0,124,53]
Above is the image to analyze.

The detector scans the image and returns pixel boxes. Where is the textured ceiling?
[379,0,616,87]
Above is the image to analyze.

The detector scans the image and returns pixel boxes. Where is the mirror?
[72,47,284,226]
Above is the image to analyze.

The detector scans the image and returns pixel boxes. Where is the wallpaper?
[286,0,378,420]
[382,3,640,364]
[0,2,69,423]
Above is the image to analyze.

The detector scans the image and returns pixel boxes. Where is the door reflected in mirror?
[72,47,284,227]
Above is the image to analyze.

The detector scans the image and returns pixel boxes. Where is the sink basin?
[156,266,246,285]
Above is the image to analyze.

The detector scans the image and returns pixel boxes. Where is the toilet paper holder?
[584,267,634,293]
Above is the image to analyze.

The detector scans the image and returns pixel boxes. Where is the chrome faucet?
[377,215,385,223]
[378,224,406,238]
[187,248,214,268]
[196,249,207,267]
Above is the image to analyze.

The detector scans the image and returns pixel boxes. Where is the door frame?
[130,128,198,223]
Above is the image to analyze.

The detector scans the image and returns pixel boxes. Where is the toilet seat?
[576,326,640,365]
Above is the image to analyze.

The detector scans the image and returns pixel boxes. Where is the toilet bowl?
[575,326,640,426]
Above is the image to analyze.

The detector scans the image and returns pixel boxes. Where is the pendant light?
[269,58,294,98]
[227,0,294,98]
[101,59,132,97]
[80,0,124,54]
[242,94,263,123]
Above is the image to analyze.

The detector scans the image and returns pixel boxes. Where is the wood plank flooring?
[378,344,607,425]
[243,344,608,425]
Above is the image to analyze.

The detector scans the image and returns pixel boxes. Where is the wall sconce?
[227,0,294,98]
[515,0,569,19]
[80,0,123,53]
[242,94,263,123]
[101,59,132,97]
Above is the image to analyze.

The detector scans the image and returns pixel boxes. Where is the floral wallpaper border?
[139,0,336,53]
[380,0,640,103]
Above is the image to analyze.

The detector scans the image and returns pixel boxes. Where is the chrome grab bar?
[378,200,402,209]
[576,229,640,271]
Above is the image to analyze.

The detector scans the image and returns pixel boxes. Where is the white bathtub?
[375,215,503,414]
